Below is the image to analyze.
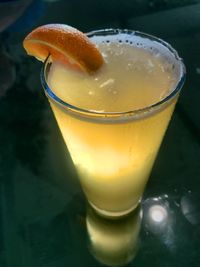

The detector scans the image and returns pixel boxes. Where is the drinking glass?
[41,29,185,218]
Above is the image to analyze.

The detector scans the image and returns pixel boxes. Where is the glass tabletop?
[0,1,200,266]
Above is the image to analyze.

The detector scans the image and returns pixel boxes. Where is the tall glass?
[41,29,185,218]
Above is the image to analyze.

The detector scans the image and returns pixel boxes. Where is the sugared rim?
[41,29,186,119]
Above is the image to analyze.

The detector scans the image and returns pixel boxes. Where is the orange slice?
[23,24,104,73]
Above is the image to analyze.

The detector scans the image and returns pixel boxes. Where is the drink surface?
[48,33,179,113]
[47,33,181,215]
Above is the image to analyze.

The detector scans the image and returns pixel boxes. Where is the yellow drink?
[43,30,185,217]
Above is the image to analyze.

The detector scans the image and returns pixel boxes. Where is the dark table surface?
[0,0,200,266]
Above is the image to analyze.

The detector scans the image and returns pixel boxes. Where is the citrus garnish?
[23,24,104,73]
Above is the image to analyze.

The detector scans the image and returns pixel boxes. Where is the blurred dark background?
[0,1,200,267]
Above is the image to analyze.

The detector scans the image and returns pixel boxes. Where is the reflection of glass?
[86,206,142,266]
[181,192,200,225]
[41,29,185,218]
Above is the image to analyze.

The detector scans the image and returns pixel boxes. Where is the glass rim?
[41,29,186,119]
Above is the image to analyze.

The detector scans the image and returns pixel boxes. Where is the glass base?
[88,200,141,219]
